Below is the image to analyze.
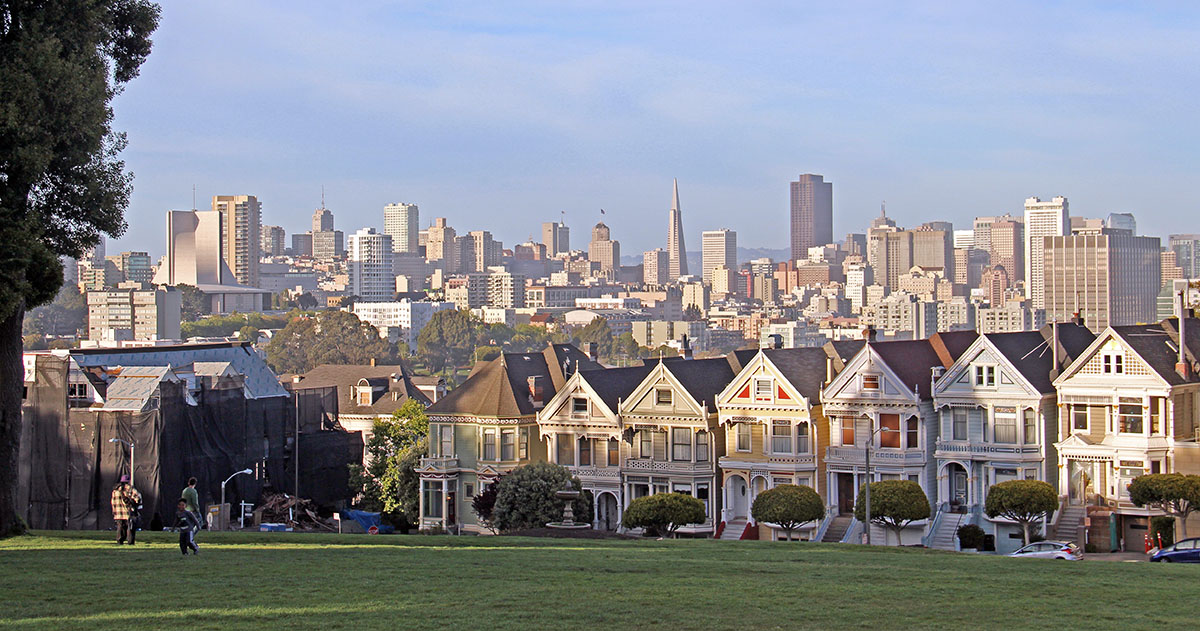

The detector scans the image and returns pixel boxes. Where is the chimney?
[825,354,833,385]
[863,325,877,342]
[931,366,944,395]
[587,342,599,362]
[1177,292,1193,380]
[370,357,376,367]
[681,335,693,360]
[528,375,545,407]
[1071,311,1084,327]
[766,334,783,350]
[291,374,303,384]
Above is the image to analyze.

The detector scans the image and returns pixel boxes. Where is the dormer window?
[357,387,373,406]
[974,365,996,387]
[862,374,880,391]
[1102,352,1124,374]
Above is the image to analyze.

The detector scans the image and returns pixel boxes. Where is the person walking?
[181,477,201,528]
[175,499,200,555]
[111,475,142,545]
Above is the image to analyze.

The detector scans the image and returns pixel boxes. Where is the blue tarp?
[341,509,394,534]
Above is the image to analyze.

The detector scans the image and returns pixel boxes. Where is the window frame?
[518,427,529,459]
[639,430,653,458]
[771,420,792,454]
[992,408,1017,444]
[500,429,515,461]
[861,374,880,392]
[905,417,919,449]
[879,415,901,449]
[952,408,968,441]
[795,422,810,454]
[607,438,620,467]
[571,397,589,415]
[578,436,592,466]
[482,428,497,461]
[1072,406,1089,432]
[695,431,709,462]
[753,378,773,403]
[671,427,692,461]
[736,423,751,452]
[1118,399,1144,434]
[556,433,575,466]
[841,418,856,446]
[1102,352,1124,374]
[973,365,996,388]
[1022,408,1037,445]
[655,388,673,407]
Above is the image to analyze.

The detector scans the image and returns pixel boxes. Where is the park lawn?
[0,531,1192,631]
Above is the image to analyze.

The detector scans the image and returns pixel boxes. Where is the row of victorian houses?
[412,314,1200,553]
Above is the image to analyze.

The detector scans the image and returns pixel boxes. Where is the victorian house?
[417,344,601,533]
[819,332,976,545]
[930,324,1094,552]
[715,342,863,541]
[1052,317,1200,550]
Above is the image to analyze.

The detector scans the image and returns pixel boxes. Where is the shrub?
[983,479,1057,545]
[1150,515,1175,548]
[471,476,504,534]
[1129,474,1200,539]
[491,462,591,532]
[622,493,706,537]
[854,480,930,545]
[751,485,824,541]
[956,524,985,549]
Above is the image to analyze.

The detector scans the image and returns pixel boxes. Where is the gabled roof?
[543,344,603,390]
[1110,318,1200,387]
[428,344,602,419]
[826,340,866,373]
[929,331,979,367]
[69,342,287,399]
[102,367,180,411]
[295,362,431,414]
[582,364,655,412]
[867,339,948,400]
[985,323,1095,393]
[761,347,838,402]
[654,357,737,410]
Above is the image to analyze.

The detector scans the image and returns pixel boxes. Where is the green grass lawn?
[0,531,1192,630]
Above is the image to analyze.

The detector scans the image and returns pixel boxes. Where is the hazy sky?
[110,1,1200,259]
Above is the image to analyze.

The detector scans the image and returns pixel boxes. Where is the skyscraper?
[643,249,669,285]
[425,217,458,272]
[261,225,286,257]
[666,179,688,279]
[589,222,620,274]
[1169,234,1200,277]
[1043,227,1159,330]
[790,174,833,262]
[542,221,570,256]
[312,207,334,233]
[384,202,420,254]
[701,229,737,286]
[348,227,395,302]
[989,218,1023,282]
[212,195,261,288]
[1023,196,1069,309]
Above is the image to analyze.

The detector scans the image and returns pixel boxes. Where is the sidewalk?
[1084,551,1149,562]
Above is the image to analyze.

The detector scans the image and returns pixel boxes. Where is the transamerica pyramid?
[667,178,688,279]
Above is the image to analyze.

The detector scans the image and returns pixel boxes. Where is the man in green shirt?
[181,477,201,533]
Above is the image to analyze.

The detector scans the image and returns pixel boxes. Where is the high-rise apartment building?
[666,179,688,279]
[588,222,620,274]
[1169,234,1200,277]
[384,202,420,254]
[262,225,286,257]
[312,230,344,260]
[291,233,313,257]
[425,218,458,272]
[1023,195,1069,309]
[86,282,181,342]
[1043,228,1160,331]
[464,230,502,273]
[313,207,334,233]
[212,195,262,288]
[348,228,395,302]
[542,221,570,256]
[972,216,997,253]
[912,227,954,280]
[701,229,737,287]
[108,251,153,284]
[643,249,669,286]
[790,174,833,262]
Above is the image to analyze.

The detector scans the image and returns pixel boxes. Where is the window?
[993,409,1017,444]
[907,474,920,484]
[519,428,529,459]
[68,383,89,399]
[795,423,810,454]
[736,424,751,452]
[974,365,996,387]
[655,388,673,406]
[879,415,900,448]
[841,418,856,446]
[696,431,709,461]
[483,428,497,461]
[557,434,575,465]
[500,429,515,461]
[438,425,453,458]
[994,467,1019,485]
[672,483,692,495]
[572,397,588,415]
[862,374,880,391]
[607,438,620,467]
[772,420,792,453]
[639,430,653,458]
[464,482,475,498]
[422,480,443,518]
[357,388,372,406]
[1119,399,1143,434]
[1072,406,1088,432]
[1102,352,1124,374]
[754,378,773,402]
[672,428,692,461]
[952,409,968,441]
[1023,409,1037,445]
[796,475,812,489]
[696,484,710,517]
[1150,397,1163,435]
[579,437,592,466]
[906,418,919,449]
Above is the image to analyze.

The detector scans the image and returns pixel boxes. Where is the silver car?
[1009,540,1083,560]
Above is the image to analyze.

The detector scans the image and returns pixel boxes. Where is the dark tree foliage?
[265,310,394,374]
[751,484,824,540]
[983,479,1058,544]
[853,480,930,545]
[22,283,86,338]
[176,283,209,321]
[347,400,428,530]
[0,0,161,537]
[622,492,706,537]
[417,309,481,374]
[471,476,504,534]
[491,462,590,532]
[1128,473,1200,539]
[571,316,615,360]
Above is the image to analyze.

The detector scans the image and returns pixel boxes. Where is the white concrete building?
[348,228,395,302]
[350,300,456,347]
[702,229,737,287]
[384,202,420,254]
[1023,196,1069,310]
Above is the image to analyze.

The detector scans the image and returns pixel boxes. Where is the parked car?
[1009,541,1083,560]
[1150,538,1200,563]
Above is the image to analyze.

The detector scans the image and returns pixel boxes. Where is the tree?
[265,310,394,374]
[751,484,824,541]
[176,284,209,322]
[853,480,930,545]
[0,1,161,538]
[983,479,1057,545]
[622,492,707,537]
[471,476,503,535]
[237,325,260,343]
[572,316,614,360]
[1129,473,1200,539]
[347,400,429,530]
[491,462,591,532]
[23,284,86,338]
[417,309,480,374]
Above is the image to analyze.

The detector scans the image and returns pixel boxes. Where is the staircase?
[822,515,852,543]
[720,519,747,540]
[1052,505,1087,543]
[929,512,964,551]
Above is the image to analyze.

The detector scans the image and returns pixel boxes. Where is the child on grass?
[175,499,200,556]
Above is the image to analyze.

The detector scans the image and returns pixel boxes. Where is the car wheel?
[1161,557,1172,563]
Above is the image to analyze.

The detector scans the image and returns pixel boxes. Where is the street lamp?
[863,420,900,546]
[221,468,254,521]
[109,438,134,488]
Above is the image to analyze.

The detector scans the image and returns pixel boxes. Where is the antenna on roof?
[321,185,325,209]
[192,184,196,210]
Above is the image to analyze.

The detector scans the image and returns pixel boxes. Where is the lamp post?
[221,469,253,529]
[863,419,899,546]
[109,438,134,488]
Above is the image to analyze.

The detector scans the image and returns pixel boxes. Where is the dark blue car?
[1151,537,1200,563]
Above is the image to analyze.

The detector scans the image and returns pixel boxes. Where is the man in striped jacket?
[111,475,142,545]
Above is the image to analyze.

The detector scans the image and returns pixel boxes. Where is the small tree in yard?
[471,476,503,534]
[491,462,591,532]
[983,480,1058,545]
[751,485,824,541]
[1129,473,1200,539]
[347,400,429,530]
[854,480,930,545]
[622,493,706,538]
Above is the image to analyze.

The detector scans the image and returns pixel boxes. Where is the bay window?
[772,420,792,453]
[671,428,692,461]
[795,422,810,454]
[879,415,900,448]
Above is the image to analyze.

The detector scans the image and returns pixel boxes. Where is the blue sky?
[110,1,1200,259]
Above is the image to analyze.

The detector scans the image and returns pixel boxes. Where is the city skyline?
[106,3,1200,258]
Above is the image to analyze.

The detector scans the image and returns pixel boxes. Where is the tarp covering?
[341,509,394,534]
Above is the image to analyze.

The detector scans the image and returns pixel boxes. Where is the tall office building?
[348,228,395,302]
[312,230,344,260]
[989,218,1023,282]
[262,225,286,257]
[1169,234,1200,277]
[912,227,954,280]
[1043,228,1160,331]
[152,209,270,312]
[666,179,688,279]
[644,249,669,286]
[384,202,420,254]
[972,216,997,253]
[109,251,153,284]
[542,221,570,256]
[701,229,737,286]
[1023,196,1069,309]
[425,218,458,272]
[212,195,262,288]
[588,222,620,274]
[464,230,501,273]
[790,174,833,262]
[313,207,334,233]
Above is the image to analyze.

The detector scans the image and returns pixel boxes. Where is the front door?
[446,491,456,529]
[838,473,855,514]
[600,494,618,531]
[952,467,968,508]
